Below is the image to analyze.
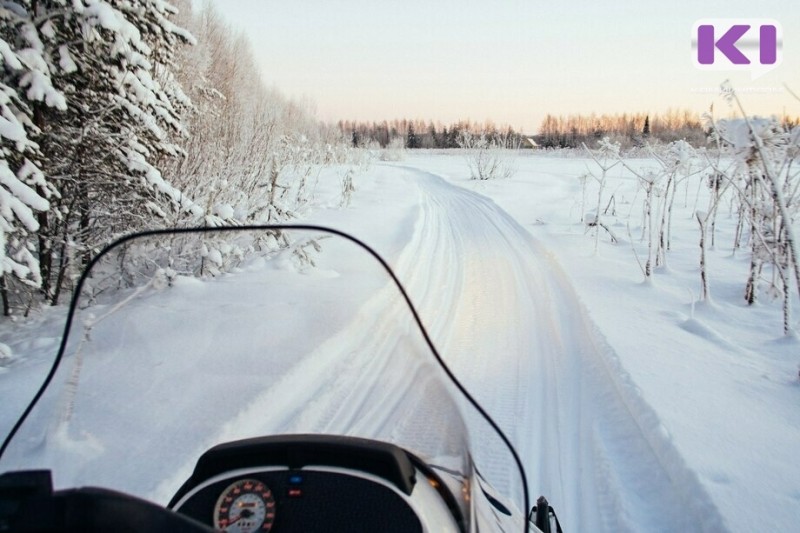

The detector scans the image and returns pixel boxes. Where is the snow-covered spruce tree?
[0,4,64,313]
[4,0,199,307]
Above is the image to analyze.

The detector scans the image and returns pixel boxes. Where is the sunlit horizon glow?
[209,1,799,133]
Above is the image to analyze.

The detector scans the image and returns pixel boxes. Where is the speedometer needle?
[227,509,254,526]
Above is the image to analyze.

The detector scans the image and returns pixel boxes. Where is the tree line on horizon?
[539,110,706,148]
[338,119,526,150]
[340,112,706,150]
[539,110,799,149]
[342,110,800,151]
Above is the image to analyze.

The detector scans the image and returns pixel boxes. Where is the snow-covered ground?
[392,152,800,532]
[1,153,798,532]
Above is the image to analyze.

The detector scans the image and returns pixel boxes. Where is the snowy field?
[1,152,799,532]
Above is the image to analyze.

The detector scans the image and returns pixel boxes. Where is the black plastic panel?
[176,469,422,533]
[169,434,417,507]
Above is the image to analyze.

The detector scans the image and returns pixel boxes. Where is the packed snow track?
[386,166,727,532]
[188,165,728,531]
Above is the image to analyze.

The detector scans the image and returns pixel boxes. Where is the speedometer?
[213,479,276,533]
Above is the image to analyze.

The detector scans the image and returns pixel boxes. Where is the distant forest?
[341,110,799,149]
[338,119,525,150]
[538,110,705,148]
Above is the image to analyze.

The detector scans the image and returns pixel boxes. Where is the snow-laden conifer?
[0,5,63,310]
[1,0,197,311]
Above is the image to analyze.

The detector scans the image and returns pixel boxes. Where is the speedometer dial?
[213,479,276,533]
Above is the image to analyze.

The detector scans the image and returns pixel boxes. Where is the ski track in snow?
[384,165,728,532]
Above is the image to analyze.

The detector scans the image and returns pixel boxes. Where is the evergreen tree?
[407,122,418,149]
[643,115,651,137]
[440,126,449,149]
[2,0,197,308]
[447,125,459,148]
[1,2,67,309]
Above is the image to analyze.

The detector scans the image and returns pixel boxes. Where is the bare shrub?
[458,131,518,180]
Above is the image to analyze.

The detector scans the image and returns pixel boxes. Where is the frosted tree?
[0,1,199,309]
[582,137,620,254]
[611,140,706,280]
[379,136,406,161]
[459,130,518,181]
[157,2,355,271]
[705,84,800,334]
[165,4,326,224]
[0,5,63,313]
[637,169,660,279]
[648,140,703,268]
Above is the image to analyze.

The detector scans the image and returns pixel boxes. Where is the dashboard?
[168,435,467,533]
[172,467,423,532]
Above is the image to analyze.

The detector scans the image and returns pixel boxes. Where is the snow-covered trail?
[387,166,727,532]
[0,161,732,532]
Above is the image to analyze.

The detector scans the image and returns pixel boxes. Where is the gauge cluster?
[167,435,467,533]
[173,467,422,533]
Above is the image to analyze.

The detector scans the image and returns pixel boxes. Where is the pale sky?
[208,0,799,133]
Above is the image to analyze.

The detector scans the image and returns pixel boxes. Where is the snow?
[0,105,26,143]
[1,154,799,532]
[0,160,49,213]
[124,148,204,217]
[18,69,67,110]
[393,153,800,531]
[57,45,77,74]
[0,39,23,70]
[83,2,146,53]
[0,160,47,232]
[0,343,11,362]
[40,21,56,40]
[213,203,234,220]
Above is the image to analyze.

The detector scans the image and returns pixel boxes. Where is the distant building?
[523,137,539,149]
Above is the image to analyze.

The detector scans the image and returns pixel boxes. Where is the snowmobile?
[0,226,561,532]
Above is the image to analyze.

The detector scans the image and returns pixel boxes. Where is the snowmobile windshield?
[0,226,528,530]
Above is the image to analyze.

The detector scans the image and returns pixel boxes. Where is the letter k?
[697,25,750,65]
